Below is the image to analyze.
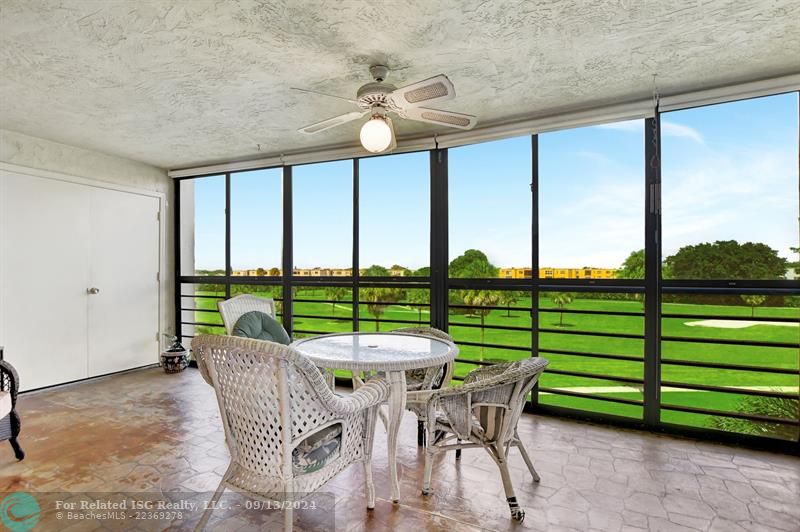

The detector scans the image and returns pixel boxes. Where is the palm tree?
[325,286,348,317]
[498,290,522,317]
[407,288,430,323]
[551,292,575,327]
[462,290,501,361]
[361,286,406,331]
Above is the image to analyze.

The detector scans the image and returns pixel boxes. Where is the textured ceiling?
[1,0,799,169]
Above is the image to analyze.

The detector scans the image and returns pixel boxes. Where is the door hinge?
[157,211,161,221]
[156,332,160,342]
[156,271,160,282]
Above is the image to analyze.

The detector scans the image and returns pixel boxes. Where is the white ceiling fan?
[293,65,477,153]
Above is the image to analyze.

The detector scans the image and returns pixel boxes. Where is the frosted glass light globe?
[360,116,393,153]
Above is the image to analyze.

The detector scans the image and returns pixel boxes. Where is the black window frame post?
[430,148,449,332]
[282,165,294,336]
[644,114,662,427]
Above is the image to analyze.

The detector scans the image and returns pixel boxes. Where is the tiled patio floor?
[1,368,798,531]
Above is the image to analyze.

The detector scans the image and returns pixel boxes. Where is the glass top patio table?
[291,331,456,372]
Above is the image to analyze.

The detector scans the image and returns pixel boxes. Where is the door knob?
[87,287,100,295]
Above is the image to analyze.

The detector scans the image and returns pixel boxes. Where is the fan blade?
[291,87,360,105]
[400,107,477,130]
[389,74,455,109]
[298,111,367,135]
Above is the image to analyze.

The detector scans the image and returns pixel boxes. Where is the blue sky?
[190,92,798,271]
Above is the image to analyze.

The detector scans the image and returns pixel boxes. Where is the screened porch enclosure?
[176,92,800,449]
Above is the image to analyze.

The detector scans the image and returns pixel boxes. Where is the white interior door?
[87,187,160,376]
[0,172,91,390]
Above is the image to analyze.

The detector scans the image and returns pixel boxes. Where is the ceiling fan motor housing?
[356,82,397,110]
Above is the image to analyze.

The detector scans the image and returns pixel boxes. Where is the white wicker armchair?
[192,335,389,531]
[217,294,277,334]
[421,357,549,522]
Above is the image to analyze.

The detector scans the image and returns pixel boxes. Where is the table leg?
[386,370,406,503]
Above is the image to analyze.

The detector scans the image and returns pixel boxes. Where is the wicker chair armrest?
[195,350,213,386]
[425,378,501,402]
[0,359,20,403]
[464,362,513,384]
[321,378,390,415]
[425,390,473,439]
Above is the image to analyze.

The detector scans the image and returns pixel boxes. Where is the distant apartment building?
[499,267,617,279]
[498,267,533,279]
[232,269,281,276]
[293,268,353,277]
[231,269,261,276]
[232,267,354,277]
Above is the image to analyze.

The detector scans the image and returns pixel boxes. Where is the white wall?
[0,128,175,351]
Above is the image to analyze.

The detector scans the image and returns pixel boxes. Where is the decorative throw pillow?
[292,423,342,475]
[231,311,291,345]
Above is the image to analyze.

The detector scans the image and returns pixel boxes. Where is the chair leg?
[364,458,375,509]
[417,420,425,447]
[9,437,24,461]
[194,475,227,531]
[495,445,525,522]
[515,438,540,482]
[284,505,293,532]
[422,447,434,495]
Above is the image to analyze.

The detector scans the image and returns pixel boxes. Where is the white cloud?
[661,122,704,144]
[661,146,797,258]
[596,120,642,132]
[598,119,704,144]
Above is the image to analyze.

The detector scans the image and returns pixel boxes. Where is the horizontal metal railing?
[538,387,645,406]
[660,357,798,375]
[446,293,800,436]
[178,280,799,443]
[660,403,800,426]
[449,297,645,420]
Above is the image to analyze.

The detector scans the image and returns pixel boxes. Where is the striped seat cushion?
[434,404,508,442]
[472,404,507,441]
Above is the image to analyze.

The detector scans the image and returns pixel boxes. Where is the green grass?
[184,287,799,440]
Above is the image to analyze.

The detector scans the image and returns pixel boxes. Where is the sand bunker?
[684,319,798,329]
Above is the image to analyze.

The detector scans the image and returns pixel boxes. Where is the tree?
[498,290,523,318]
[463,290,501,361]
[269,267,281,276]
[788,246,800,277]
[740,294,767,317]
[407,288,429,323]
[551,292,575,327]
[664,240,787,280]
[325,286,348,317]
[256,267,266,276]
[361,265,406,331]
[412,266,430,277]
[271,286,284,314]
[448,249,499,279]
[618,249,645,279]
[712,396,799,440]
